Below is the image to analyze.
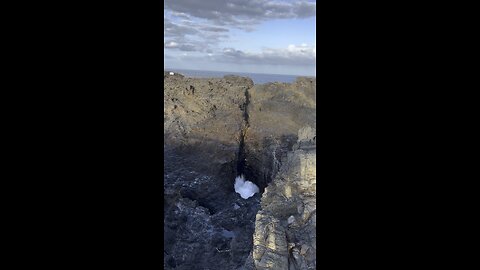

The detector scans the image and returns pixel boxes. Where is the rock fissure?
[164,74,316,270]
[236,87,251,178]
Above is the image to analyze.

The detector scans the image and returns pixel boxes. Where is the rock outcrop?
[252,126,316,270]
[164,75,258,270]
[243,78,316,191]
[164,74,316,270]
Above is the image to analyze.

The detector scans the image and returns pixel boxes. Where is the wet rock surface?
[164,74,316,270]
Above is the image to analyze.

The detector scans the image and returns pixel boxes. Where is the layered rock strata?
[252,126,316,270]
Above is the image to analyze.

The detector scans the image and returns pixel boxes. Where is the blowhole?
[240,164,272,193]
[234,175,259,199]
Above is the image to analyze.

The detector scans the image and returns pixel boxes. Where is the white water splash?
[234,175,259,199]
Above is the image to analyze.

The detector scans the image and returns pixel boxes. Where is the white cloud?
[218,44,316,66]
[165,0,316,27]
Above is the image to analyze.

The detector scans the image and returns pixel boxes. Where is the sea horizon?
[165,68,315,85]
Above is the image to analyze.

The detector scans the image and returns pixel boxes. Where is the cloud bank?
[164,0,316,74]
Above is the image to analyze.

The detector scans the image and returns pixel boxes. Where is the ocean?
[166,68,314,85]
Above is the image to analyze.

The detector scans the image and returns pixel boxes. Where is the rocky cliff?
[252,126,316,270]
[164,72,316,270]
[243,78,316,192]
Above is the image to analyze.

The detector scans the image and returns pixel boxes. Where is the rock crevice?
[236,87,251,178]
[164,75,316,270]
[252,126,316,270]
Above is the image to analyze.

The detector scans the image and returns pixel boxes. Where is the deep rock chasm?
[164,72,316,270]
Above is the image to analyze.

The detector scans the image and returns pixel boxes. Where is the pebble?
[288,215,295,224]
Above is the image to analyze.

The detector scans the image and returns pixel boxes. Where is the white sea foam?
[234,175,259,199]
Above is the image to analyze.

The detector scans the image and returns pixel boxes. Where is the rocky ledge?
[164,74,316,270]
[252,126,316,270]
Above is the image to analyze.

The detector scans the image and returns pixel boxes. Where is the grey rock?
[253,127,316,270]
[164,73,316,270]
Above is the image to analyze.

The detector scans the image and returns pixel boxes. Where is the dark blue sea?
[167,68,314,85]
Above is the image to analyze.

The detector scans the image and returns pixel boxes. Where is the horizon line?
[164,67,316,77]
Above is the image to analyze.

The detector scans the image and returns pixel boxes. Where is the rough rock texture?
[243,78,316,191]
[164,74,316,270]
[164,75,259,270]
[252,127,316,270]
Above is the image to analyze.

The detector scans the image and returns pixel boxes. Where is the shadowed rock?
[164,73,316,270]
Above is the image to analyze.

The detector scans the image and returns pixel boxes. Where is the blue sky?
[164,0,316,76]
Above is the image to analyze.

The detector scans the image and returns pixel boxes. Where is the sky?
[164,0,316,76]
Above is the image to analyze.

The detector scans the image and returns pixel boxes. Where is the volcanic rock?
[164,74,316,270]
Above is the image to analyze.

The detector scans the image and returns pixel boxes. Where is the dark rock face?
[244,78,316,191]
[164,74,316,270]
[164,75,258,270]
